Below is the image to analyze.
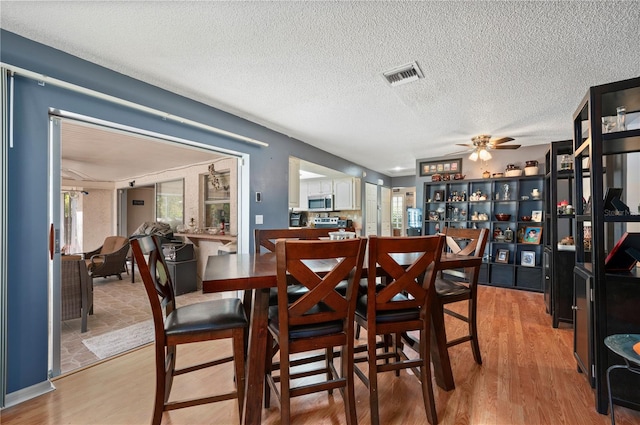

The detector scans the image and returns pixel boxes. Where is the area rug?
[82,320,154,360]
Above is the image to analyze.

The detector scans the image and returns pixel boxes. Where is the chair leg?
[368,331,380,425]
[264,333,273,408]
[280,344,291,425]
[419,326,438,425]
[341,343,357,425]
[165,346,177,403]
[233,329,246,421]
[326,347,334,395]
[152,345,169,425]
[468,296,482,364]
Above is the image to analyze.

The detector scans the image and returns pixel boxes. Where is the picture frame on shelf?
[604,232,640,271]
[420,158,462,177]
[523,226,542,244]
[521,251,536,267]
[531,210,543,222]
[433,190,445,202]
[495,249,509,263]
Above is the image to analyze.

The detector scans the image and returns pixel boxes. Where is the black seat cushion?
[165,298,247,337]
[355,293,420,323]
[268,284,309,305]
[435,278,471,297]
[268,305,343,339]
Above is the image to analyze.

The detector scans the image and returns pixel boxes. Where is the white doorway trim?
[48,110,250,378]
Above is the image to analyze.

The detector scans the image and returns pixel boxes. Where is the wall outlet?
[255,215,263,224]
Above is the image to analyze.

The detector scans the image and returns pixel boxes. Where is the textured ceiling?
[2,1,639,176]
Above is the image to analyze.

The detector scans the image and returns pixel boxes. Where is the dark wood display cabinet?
[543,140,576,328]
[423,175,545,291]
[571,76,640,414]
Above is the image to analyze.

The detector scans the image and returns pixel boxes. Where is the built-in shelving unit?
[571,76,640,414]
[423,175,545,291]
[543,140,576,328]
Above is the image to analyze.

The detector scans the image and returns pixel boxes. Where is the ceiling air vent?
[383,62,424,86]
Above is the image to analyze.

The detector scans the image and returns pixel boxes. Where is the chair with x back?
[354,234,445,425]
[435,227,488,365]
[264,237,367,425]
[130,235,248,425]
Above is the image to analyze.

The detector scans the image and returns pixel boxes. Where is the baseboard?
[3,380,55,409]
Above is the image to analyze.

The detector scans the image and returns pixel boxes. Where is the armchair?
[61,255,93,332]
[84,236,130,280]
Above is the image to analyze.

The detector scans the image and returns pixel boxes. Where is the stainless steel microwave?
[308,194,333,211]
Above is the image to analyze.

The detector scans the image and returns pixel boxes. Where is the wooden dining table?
[202,250,481,425]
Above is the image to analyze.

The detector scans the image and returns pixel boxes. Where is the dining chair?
[256,227,362,407]
[435,227,488,364]
[130,235,248,425]
[354,234,445,425]
[83,235,130,281]
[61,255,93,333]
[264,237,367,425]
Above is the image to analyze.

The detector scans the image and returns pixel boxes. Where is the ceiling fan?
[455,134,521,161]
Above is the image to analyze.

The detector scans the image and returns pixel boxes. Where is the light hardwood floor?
[3,285,640,425]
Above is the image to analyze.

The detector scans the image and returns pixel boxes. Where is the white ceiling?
[60,120,224,182]
[2,1,639,177]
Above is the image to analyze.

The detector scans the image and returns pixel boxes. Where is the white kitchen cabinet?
[288,157,300,208]
[334,177,361,210]
[299,180,308,211]
[306,179,333,196]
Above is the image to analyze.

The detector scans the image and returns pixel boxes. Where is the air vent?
[383,62,424,86]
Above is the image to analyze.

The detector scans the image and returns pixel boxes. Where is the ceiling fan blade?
[490,137,515,145]
[493,144,521,150]
[447,149,471,155]
[456,143,473,147]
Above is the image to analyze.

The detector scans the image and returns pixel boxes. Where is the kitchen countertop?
[174,232,237,246]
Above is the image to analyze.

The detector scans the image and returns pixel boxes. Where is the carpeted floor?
[60,267,226,375]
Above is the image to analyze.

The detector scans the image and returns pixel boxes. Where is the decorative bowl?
[505,169,523,177]
[521,215,532,221]
[524,166,539,176]
[495,235,506,241]
[495,213,511,221]
[493,173,504,178]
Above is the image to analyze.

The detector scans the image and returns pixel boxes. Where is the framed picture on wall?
[521,251,536,267]
[420,158,463,177]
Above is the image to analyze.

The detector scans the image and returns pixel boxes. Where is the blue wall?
[1,30,405,395]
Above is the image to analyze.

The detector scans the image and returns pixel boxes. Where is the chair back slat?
[275,238,366,331]
[255,227,356,253]
[440,227,488,279]
[130,236,176,339]
[367,235,444,313]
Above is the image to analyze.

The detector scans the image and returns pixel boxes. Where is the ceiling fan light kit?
[461,134,520,162]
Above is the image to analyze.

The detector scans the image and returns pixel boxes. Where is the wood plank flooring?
[3,285,640,424]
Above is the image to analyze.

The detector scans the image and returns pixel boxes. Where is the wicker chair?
[84,236,130,280]
[61,255,93,332]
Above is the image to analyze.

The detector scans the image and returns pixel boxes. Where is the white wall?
[81,188,114,251]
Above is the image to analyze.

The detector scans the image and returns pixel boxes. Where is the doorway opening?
[53,115,244,376]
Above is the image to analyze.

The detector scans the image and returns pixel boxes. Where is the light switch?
[255,215,263,224]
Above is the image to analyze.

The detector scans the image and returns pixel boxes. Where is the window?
[392,195,404,230]
[203,171,230,230]
[156,179,184,230]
